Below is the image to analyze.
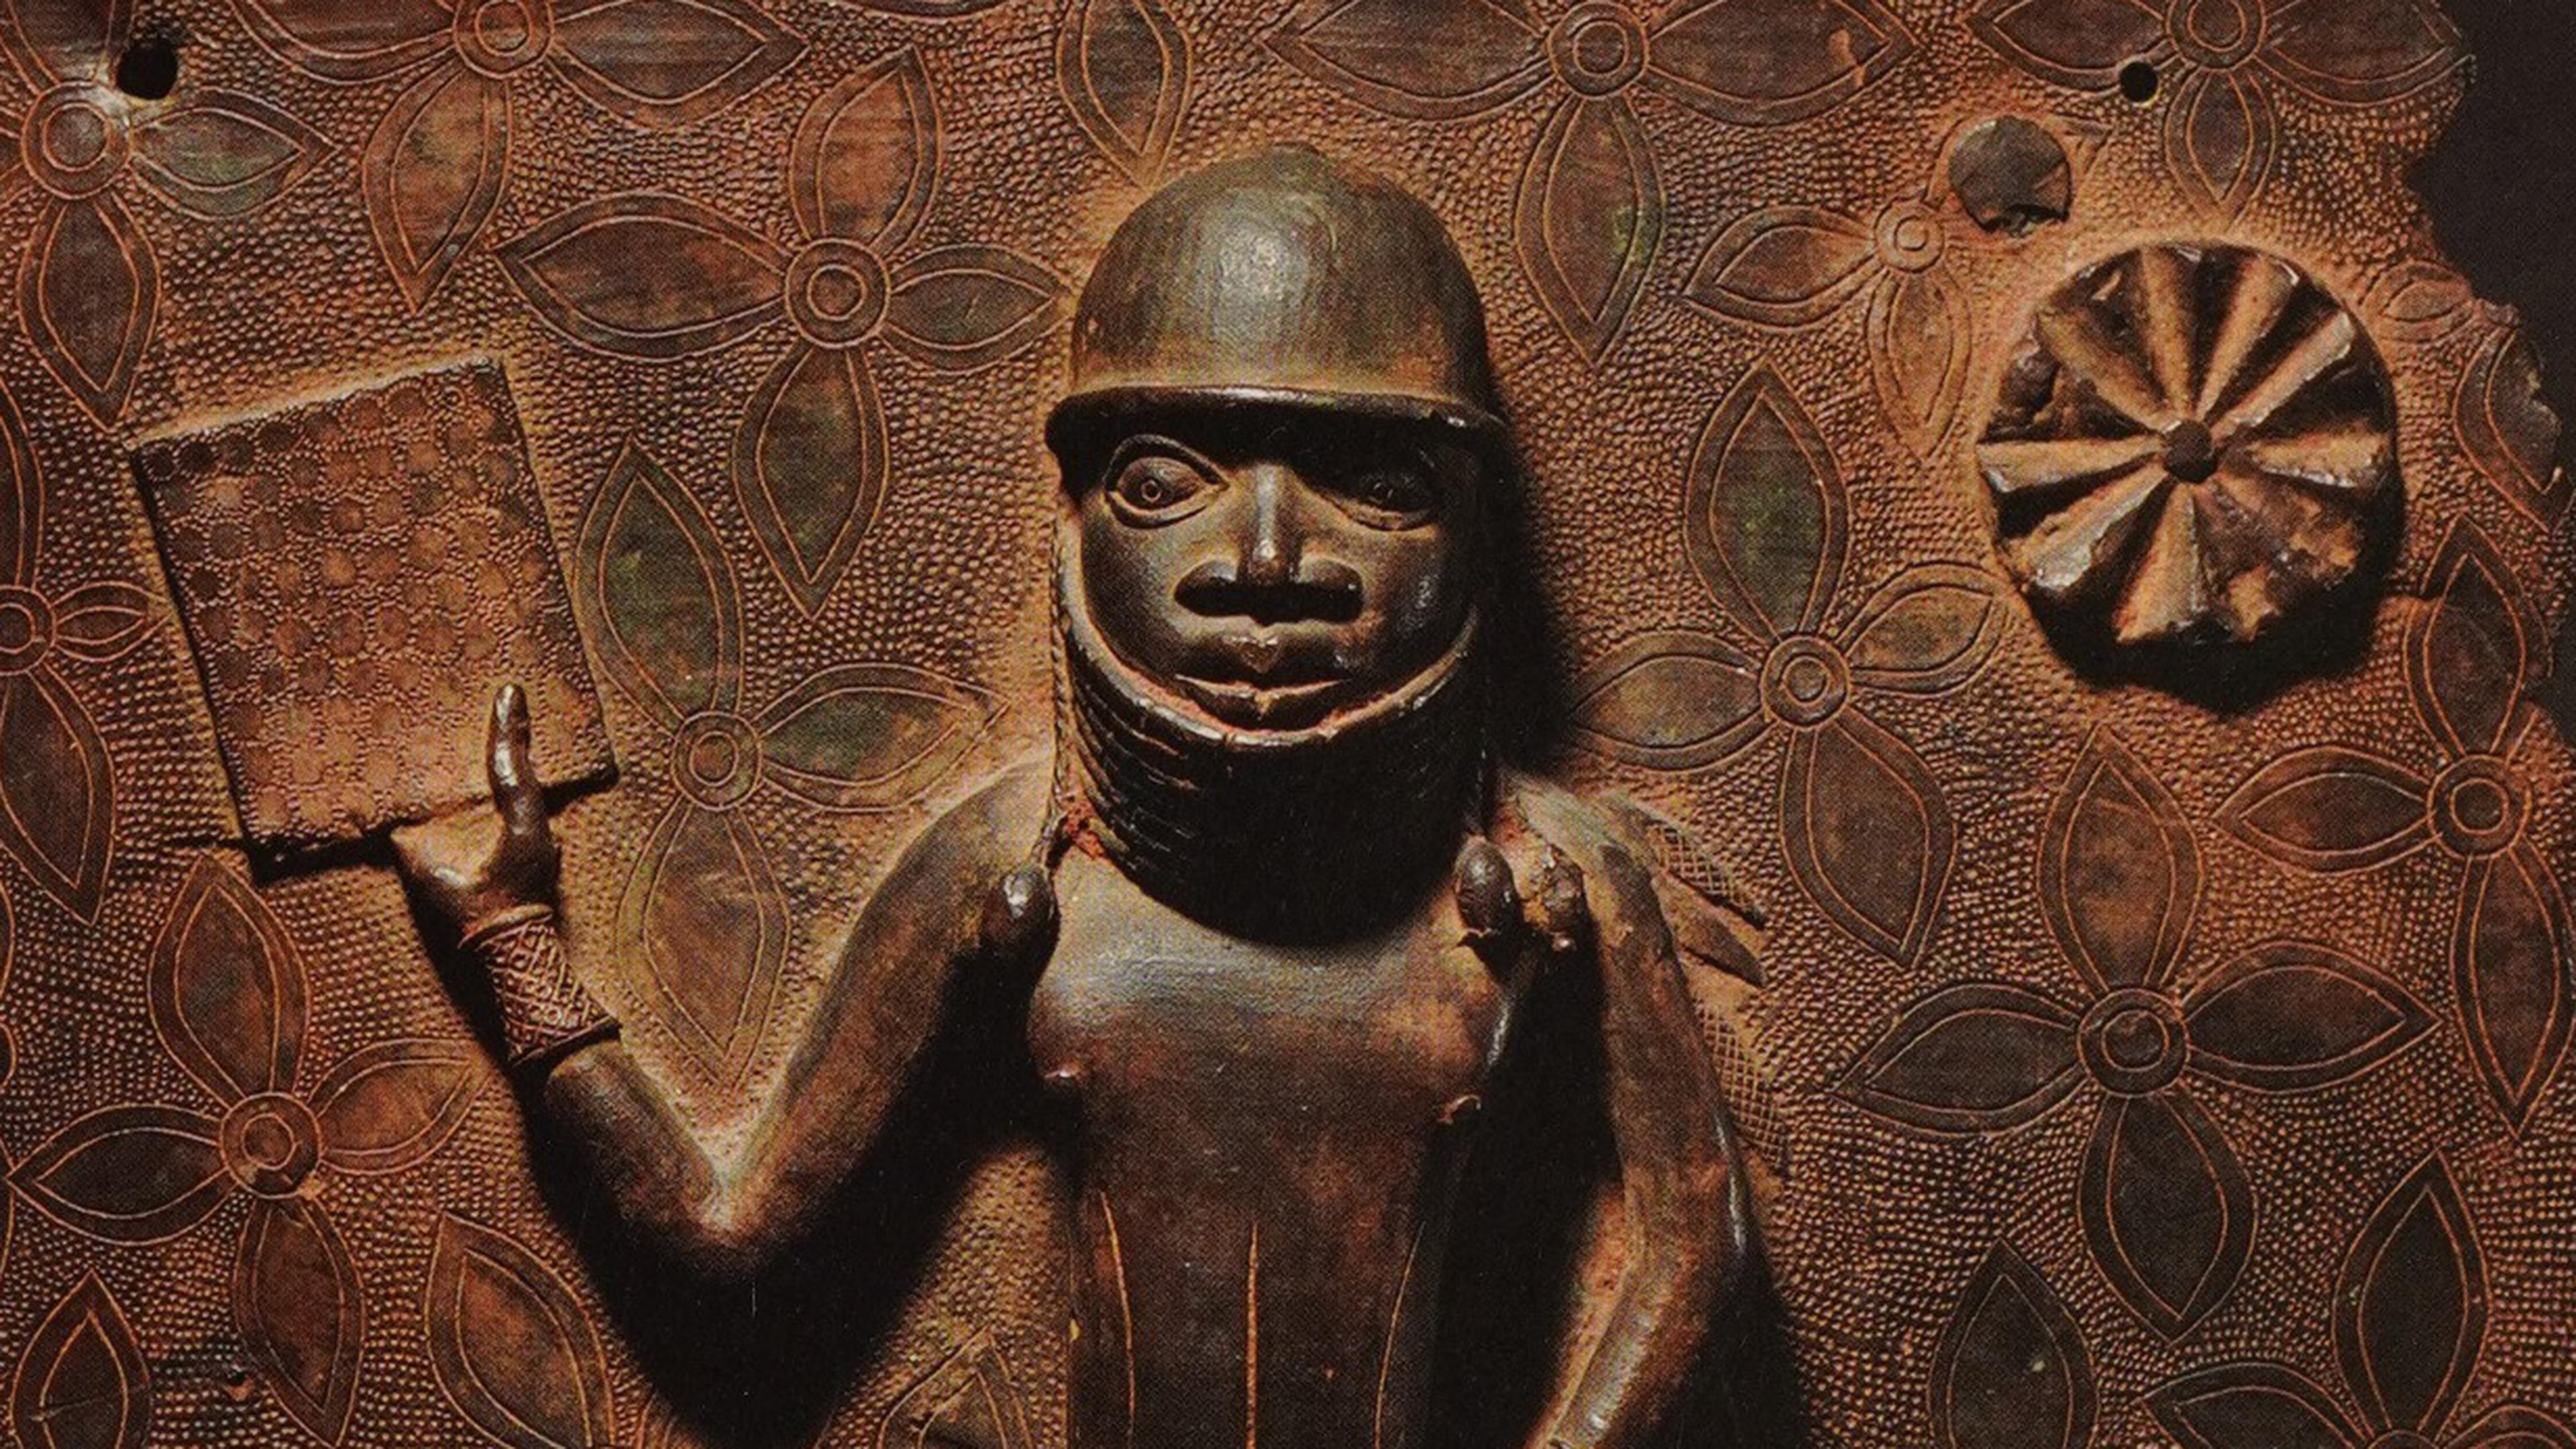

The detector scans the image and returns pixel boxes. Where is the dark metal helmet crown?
[1046,146,1503,455]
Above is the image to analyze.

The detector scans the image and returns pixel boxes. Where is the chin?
[1171,673,1369,731]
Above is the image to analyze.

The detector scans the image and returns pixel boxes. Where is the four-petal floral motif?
[1686,146,1990,455]
[231,0,804,308]
[1845,728,2431,1337]
[10,859,483,1446]
[1571,364,2009,966]
[1977,243,2397,646]
[0,0,326,420]
[2222,521,2571,1130]
[0,382,154,920]
[575,443,998,1084]
[1269,0,1914,360]
[1972,0,2461,217]
[500,49,1066,616]
[2150,1154,2573,1449]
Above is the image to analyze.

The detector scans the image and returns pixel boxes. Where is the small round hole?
[2117,58,2160,104]
[115,38,179,101]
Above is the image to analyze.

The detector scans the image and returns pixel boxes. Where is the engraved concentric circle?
[453,0,554,76]
[1761,635,1851,728]
[2078,988,2189,1095]
[2167,0,2264,69]
[786,238,890,348]
[673,712,763,810]
[220,1091,321,1197]
[1547,1,1648,97]
[1873,199,1945,273]
[0,586,58,674]
[21,85,129,199]
[2430,754,2522,858]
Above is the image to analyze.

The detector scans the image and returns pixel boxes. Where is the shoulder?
[874,757,1054,908]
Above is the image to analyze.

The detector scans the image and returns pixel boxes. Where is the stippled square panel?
[131,360,612,852]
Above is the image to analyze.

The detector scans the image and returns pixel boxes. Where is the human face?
[1072,410,1482,731]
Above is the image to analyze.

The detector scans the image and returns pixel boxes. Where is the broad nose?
[1174,464,1362,623]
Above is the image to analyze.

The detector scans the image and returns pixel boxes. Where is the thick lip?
[1184,629,1352,686]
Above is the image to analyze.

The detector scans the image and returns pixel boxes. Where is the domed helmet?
[1045,146,1503,460]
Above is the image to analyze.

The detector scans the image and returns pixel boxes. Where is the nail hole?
[2118,58,2160,104]
[115,37,179,101]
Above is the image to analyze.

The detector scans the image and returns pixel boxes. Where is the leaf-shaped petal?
[426,1214,618,1449]
[1968,0,2167,89]
[1648,0,1913,124]
[0,0,127,88]
[1568,630,1765,771]
[576,442,743,727]
[2184,941,2431,1091]
[2334,1154,2484,1434]
[1684,366,1847,641]
[225,0,449,82]
[1058,0,1191,180]
[883,245,1067,371]
[619,798,786,1083]
[18,195,156,423]
[50,581,155,664]
[0,379,38,586]
[2452,844,2574,1131]
[2363,258,2475,343]
[1843,562,2008,696]
[1513,95,1660,365]
[130,91,327,221]
[1264,0,1544,119]
[2041,728,2198,994]
[311,1038,482,1175]
[10,1104,228,1242]
[2078,1087,2253,1338]
[2146,1363,2360,1449]
[2163,68,2277,221]
[732,343,885,616]
[361,62,508,312]
[884,1334,1038,1449]
[2453,1406,2576,1449]
[1929,1242,2096,1449]
[10,1273,150,1449]
[1782,709,1953,967]
[0,667,115,920]
[757,662,997,810]
[2260,0,2461,105]
[1841,983,2080,1133]
[150,857,306,1104]
[2218,747,2432,873]
[500,192,787,358]
[2455,327,2569,525]
[550,0,806,128]
[790,48,940,249]
[236,1198,361,1446]
[1868,267,1971,455]
[1682,206,1874,328]
[2409,521,2535,758]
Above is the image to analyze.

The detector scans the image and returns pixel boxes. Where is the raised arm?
[1507,784,1752,1449]
[393,686,1048,1282]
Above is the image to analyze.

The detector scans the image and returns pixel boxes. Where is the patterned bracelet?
[457,905,619,1075]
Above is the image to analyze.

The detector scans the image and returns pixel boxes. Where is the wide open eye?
[1105,443,1218,525]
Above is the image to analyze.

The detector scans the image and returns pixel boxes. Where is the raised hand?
[391,684,561,939]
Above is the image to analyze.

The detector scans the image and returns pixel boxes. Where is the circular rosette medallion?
[1978,244,2397,646]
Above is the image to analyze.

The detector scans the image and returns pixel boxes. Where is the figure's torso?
[1028,848,1503,1449]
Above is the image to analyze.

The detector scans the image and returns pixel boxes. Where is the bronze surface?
[0,1,2563,1448]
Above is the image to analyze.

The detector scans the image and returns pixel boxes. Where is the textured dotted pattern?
[131,362,613,851]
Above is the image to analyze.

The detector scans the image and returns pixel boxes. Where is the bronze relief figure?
[391,147,1752,1449]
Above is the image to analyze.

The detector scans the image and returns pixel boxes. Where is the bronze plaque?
[0,0,2563,1448]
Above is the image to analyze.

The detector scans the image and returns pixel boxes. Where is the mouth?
[1171,674,1358,727]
